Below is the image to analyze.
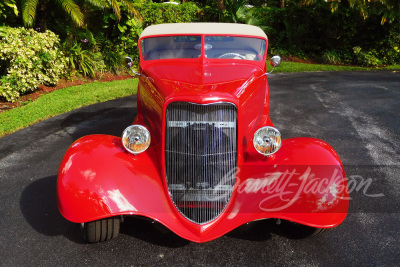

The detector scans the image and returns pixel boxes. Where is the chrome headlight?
[253,126,282,155]
[122,125,151,155]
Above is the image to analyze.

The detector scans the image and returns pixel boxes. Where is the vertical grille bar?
[165,102,237,224]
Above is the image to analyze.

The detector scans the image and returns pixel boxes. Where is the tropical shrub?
[0,27,66,102]
[102,44,126,74]
[321,50,341,65]
[375,24,400,65]
[203,0,248,23]
[352,47,381,67]
[250,2,400,66]
[63,41,105,78]
[137,2,201,27]
[113,15,144,68]
[103,2,201,68]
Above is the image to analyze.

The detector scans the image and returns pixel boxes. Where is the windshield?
[141,35,266,61]
[204,36,266,61]
[141,36,202,60]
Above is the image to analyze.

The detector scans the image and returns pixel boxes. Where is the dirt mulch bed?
[0,73,132,113]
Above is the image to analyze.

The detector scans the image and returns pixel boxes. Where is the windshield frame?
[139,34,268,67]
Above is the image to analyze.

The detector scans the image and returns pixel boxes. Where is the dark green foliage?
[203,0,248,23]
[137,2,201,27]
[1,0,400,93]
[352,47,381,67]
[0,0,20,27]
[102,47,125,74]
[63,41,104,78]
[251,2,400,66]
[21,0,84,30]
[101,2,201,67]
[321,50,341,65]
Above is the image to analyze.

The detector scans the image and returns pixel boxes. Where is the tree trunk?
[217,0,225,12]
[36,0,48,31]
[280,0,285,8]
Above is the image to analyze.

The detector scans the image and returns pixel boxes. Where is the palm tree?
[21,0,141,31]
[217,0,225,12]
[21,0,84,30]
[84,0,142,21]
[363,0,399,24]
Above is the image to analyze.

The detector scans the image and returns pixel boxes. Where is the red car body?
[57,23,349,243]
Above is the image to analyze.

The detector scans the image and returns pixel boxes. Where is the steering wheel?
[217,53,246,59]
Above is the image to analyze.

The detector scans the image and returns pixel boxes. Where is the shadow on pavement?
[120,217,191,248]
[20,175,85,244]
[120,217,278,247]
[19,176,298,245]
[226,220,277,241]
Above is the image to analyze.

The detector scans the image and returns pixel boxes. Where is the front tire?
[83,217,120,243]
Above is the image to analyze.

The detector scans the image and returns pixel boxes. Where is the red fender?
[57,135,348,242]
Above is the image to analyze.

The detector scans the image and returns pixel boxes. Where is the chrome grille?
[165,102,238,224]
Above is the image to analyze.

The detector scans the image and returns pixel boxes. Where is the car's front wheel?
[82,217,120,243]
[277,219,333,239]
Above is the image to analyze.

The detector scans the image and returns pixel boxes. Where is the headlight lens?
[253,126,282,155]
[122,125,151,154]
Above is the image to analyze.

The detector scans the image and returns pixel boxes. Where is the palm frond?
[108,0,121,20]
[21,0,40,27]
[57,0,84,27]
[83,0,109,9]
[379,0,400,24]
[120,0,142,20]
[83,0,142,21]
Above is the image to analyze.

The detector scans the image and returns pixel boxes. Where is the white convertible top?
[140,23,268,39]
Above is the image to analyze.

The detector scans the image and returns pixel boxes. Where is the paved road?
[1,71,399,266]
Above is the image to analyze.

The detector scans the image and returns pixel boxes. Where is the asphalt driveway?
[0,71,399,266]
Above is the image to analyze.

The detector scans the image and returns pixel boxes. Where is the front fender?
[57,135,171,222]
[236,137,349,228]
[57,135,348,242]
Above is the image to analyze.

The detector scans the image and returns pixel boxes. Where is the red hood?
[141,61,266,103]
[138,61,270,148]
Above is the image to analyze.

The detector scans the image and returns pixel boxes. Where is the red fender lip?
[57,135,348,243]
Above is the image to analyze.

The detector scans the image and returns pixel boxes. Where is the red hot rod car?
[57,23,349,243]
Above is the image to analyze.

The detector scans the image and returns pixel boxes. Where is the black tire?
[278,220,333,239]
[83,217,120,243]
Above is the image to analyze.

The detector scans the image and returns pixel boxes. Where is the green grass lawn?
[1,62,399,137]
[0,78,138,137]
